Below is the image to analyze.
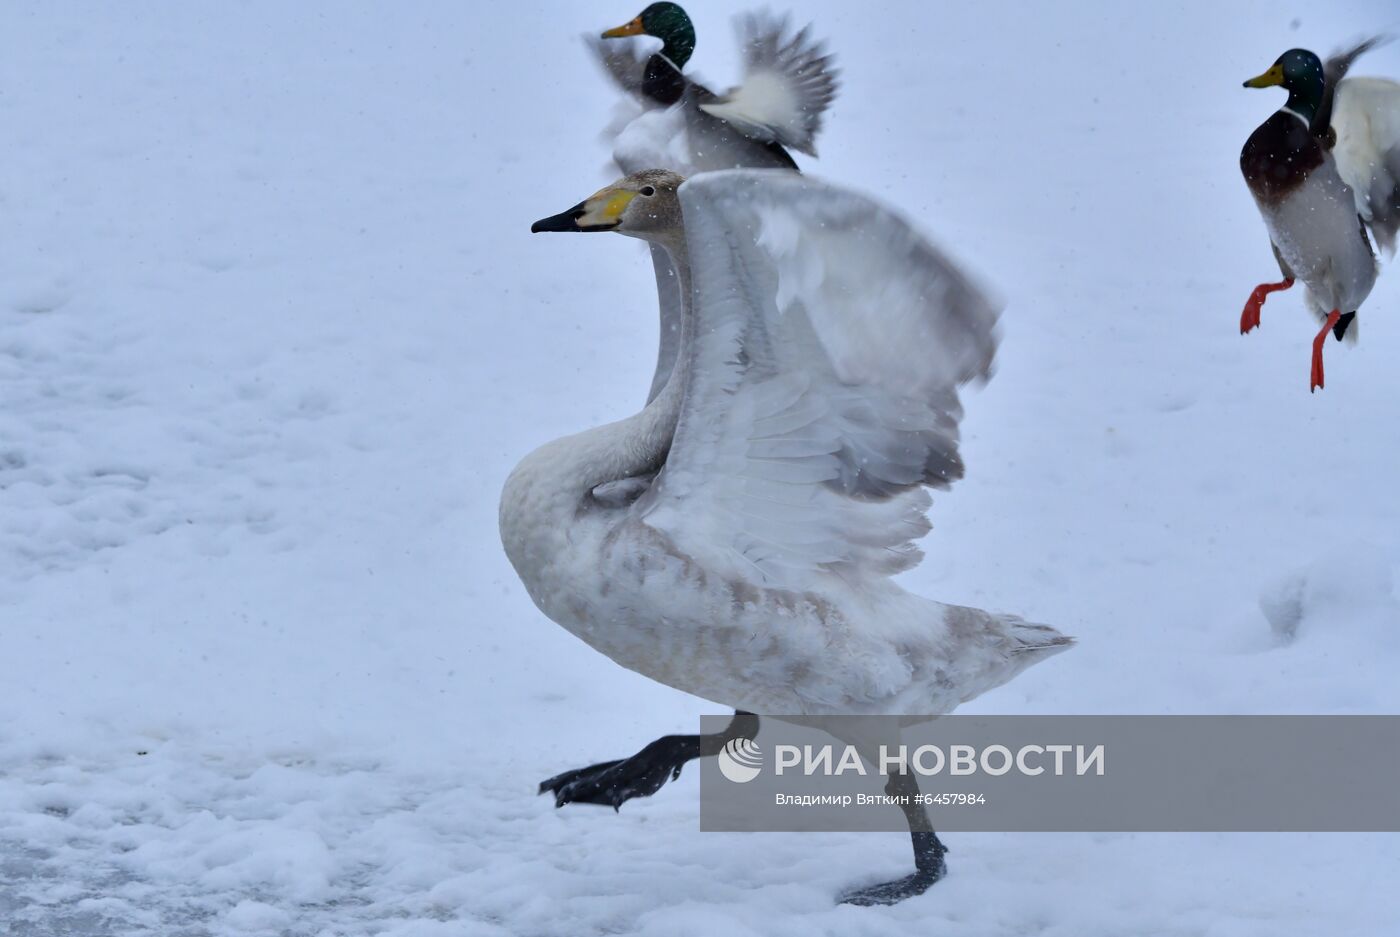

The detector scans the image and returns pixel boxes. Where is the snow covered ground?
[2,1,1399,934]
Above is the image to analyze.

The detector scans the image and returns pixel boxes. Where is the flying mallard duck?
[589,3,839,174]
[508,169,1071,905]
[1239,39,1400,391]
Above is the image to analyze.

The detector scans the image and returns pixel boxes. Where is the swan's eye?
[639,186,656,197]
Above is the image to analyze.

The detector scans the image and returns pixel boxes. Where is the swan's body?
[501,423,1062,714]
[503,170,1070,717]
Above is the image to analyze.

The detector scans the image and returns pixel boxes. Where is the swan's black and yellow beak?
[531,202,590,233]
[601,16,645,39]
[1243,63,1284,88]
[531,188,638,233]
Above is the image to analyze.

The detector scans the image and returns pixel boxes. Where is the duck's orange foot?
[1311,310,1341,393]
[1241,277,1295,334]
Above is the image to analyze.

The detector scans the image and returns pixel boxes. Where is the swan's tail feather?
[929,606,1075,710]
[961,615,1072,704]
[1007,616,1075,658]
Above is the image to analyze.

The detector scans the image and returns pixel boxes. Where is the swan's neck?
[645,243,684,405]
[500,237,691,577]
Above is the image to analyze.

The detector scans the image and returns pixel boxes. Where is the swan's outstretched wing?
[1333,75,1400,254]
[698,12,839,157]
[637,170,999,589]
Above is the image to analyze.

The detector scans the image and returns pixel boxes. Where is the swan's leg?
[838,767,949,907]
[1240,277,1294,334]
[539,711,758,811]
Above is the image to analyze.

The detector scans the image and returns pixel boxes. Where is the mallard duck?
[1239,39,1400,391]
[590,4,839,173]
[507,169,1071,905]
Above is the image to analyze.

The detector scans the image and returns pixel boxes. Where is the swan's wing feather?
[1333,76,1400,254]
[697,12,839,157]
[639,171,999,588]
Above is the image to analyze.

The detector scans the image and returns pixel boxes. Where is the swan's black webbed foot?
[839,772,949,906]
[538,712,758,811]
[838,843,948,906]
[538,734,699,810]
[536,759,624,800]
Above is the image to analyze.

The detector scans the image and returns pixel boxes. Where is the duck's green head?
[602,3,696,68]
[1243,49,1325,122]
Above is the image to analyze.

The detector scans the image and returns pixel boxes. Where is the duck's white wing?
[698,12,839,157]
[637,170,999,589]
[1333,76,1400,254]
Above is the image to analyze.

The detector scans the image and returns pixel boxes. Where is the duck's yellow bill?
[1243,64,1284,88]
[602,17,645,39]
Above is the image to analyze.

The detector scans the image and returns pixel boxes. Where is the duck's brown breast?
[1240,111,1324,206]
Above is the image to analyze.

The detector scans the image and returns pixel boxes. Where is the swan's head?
[530,170,685,243]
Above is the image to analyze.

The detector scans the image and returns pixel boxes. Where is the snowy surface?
[3,1,1400,934]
